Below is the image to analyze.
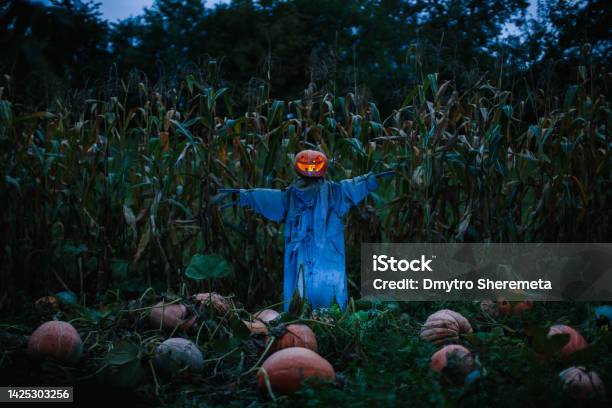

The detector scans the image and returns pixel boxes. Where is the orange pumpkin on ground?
[35,296,60,311]
[257,347,335,395]
[511,301,534,314]
[244,309,280,334]
[559,366,605,398]
[496,297,533,316]
[194,292,231,314]
[420,309,473,345]
[548,325,587,356]
[430,345,473,371]
[149,301,194,332]
[272,324,318,352]
[27,321,82,365]
[430,344,476,383]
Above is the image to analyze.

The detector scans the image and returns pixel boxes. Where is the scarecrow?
[218,150,391,311]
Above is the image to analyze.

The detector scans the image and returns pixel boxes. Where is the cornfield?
[0,64,610,309]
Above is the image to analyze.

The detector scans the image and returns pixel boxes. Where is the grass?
[0,296,610,406]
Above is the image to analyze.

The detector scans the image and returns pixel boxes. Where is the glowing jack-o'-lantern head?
[294,150,328,178]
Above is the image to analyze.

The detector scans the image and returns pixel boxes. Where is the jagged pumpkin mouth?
[295,159,326,174]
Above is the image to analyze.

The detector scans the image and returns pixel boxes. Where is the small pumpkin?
[559,366,605,398]
[479,299,496,315]
[194,292,231,315]
[548,325,587,356]
[420,309,473,345]
[28,321,82,365]
[35,296,60,311]
[430,344,476,384]
[511,300,534,314]
[244,309,280,334]
[311,309,335,324]
[149,301,194,332]
[153,338,204,375]
[272,324,318,352]
[257,347,335,395]
[496,297,533,316]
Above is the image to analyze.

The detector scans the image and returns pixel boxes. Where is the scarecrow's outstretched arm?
[239,188,287,222]
[375,170,395,178]
[217,188,241,194]
[212,189,240,209]
[216,187,287,222]
[336,172,380,216]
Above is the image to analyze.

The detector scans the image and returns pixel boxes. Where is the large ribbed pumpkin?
[559,366,605,398]
[244,309,280,334]
[257,347,335,395]
[548,325,587,356]
[272,324,318,352]
[194,292,231,315]
[27,321,82,365]
[420,309,473,345]
[149,301,194,332]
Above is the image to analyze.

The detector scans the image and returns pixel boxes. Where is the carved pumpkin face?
[294,150,328,178]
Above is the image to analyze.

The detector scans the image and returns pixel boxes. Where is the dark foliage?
[1,0,610,111]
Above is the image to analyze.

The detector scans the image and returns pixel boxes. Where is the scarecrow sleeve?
[239,188,287,222]
[336,172,379,216]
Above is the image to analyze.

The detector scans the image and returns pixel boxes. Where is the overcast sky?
[97,0,228,21]
[96,0,537,28]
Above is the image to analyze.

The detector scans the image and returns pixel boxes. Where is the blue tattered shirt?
[239,173,379,311]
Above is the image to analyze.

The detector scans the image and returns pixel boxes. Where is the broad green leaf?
[185,254,232,280]
[105,342,141,366]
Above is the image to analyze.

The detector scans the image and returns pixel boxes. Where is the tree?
[0,0,110,107]
[547,0,610,64]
